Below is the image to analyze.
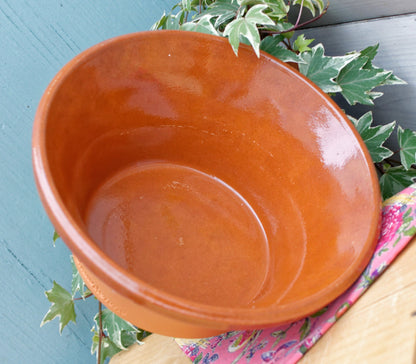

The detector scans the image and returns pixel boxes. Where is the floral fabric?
[177,184,416,364]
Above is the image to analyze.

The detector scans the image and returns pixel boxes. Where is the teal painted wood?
[300,13,416,149]
[0,1,175,363]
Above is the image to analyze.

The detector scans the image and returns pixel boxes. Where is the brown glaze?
[32,31,381,337]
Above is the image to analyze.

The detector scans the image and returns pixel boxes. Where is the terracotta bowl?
[33,31,381,338]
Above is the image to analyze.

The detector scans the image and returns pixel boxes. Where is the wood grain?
[291,0,416,27]
[300,237,416,364]
[110,334,192,364]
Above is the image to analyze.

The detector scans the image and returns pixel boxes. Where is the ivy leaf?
[181,16,219,35]
[398,126,416,170]
[264,0,290,20]
[260,35,304,63]
[69,255,91,299]
[150,11,168,30]
[348,112,395,163]
[359,44,406,86]
[379,165,416,200]
[293,34,314,53]
[181,0,193,11]
[94,309,139,350]
[359,44,379,66]
[336,56,391,105]
[41,281,76,334]
[91,329,122,364]
[245,4,275,25]
[70,256,84,297]
[238,0,289,20]
[52,230,60,247]
[223,4,274,57]
[164,14,181,30]
[299,44,357,93]
[197,0,239,27]
[293,0,325,16]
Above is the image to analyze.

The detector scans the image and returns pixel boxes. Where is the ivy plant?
[42,1,416,363]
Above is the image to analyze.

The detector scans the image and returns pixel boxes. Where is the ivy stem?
[73,293,93,301]
[199,0,202,14]
[97,301,103,364]
[294,0,305,29]
[282,38,293,51]
[375,162,385,175]
[261,1,330,35]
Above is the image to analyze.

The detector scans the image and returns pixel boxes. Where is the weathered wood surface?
[300,237,416,364]
[0,1,175,362]
[292,0,416,26]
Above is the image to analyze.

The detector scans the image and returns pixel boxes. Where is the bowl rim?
[32,30,381,327]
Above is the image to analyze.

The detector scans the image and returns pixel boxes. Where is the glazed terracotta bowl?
[33,30,381,338]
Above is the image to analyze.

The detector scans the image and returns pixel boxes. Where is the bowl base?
[84,161,270,307]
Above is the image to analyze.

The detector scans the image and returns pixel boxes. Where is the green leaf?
[260,35,304,63]
[398,126,416,170]
[70,255,91,299]
[223,4,274,57]
[91,329,122,364]
[150,12,168,30]
[70,256,84,297]
[245,4,275,25]
[41,281,76,334]
[264,0,290,20]
[348,112,395,163]
[293,0,325,16]
[94,309,139,350]
[358,44,406,86]
[181,16,220,35]
[299,317,311,340]
[337,56,391,105]
[196,0,239,27]
[299,44,357,93]
[293,34,314,53]
[52,230,60,246]
[165,14,181,30]
[359,44,379,67]
[379,166,416,200]
[382,72,407,86]
[404,226,416,236]
[120,330,139,348]
[181,0,193,11]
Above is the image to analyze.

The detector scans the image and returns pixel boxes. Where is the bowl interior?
[37,31,380,316]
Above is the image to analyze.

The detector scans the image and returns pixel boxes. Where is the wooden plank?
[300,237,416,364]
[299,13,416,149]
[0,0,176,362]
[290,0,416,27]
[110,334,192,364]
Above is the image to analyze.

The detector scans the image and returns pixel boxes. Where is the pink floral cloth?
[177,184,416,364]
